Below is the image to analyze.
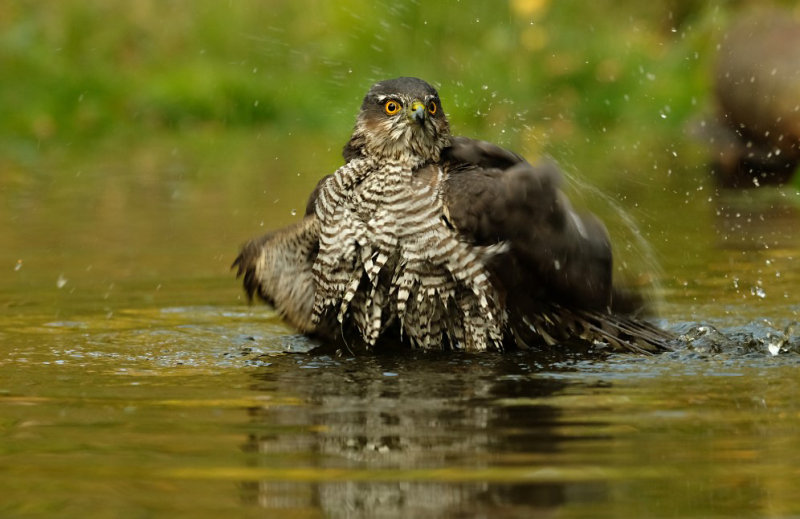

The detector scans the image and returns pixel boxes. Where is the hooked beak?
[409,100,426,125]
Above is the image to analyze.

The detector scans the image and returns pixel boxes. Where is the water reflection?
[240,353,606,517]
[654,186,800,324]
[713,190,800,252]
[705,189,800,323]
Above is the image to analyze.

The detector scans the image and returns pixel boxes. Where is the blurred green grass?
[0,0,785,177]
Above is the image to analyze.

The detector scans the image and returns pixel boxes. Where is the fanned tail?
[512,304,674,354]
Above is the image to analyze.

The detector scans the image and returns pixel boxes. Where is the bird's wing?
[436,137,673,353]
[304,176,330,216]
[438,136,614,311]
[232,216,319,332]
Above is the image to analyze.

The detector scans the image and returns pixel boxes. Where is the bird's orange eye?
[384,100,402,115]
[427,100,437,115]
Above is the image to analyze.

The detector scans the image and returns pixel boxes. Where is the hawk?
[234,77,673,353]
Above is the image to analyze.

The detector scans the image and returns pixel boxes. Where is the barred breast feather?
[311,156,506,351]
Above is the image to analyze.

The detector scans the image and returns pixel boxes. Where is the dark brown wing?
[440,136,613,311]
[438,136,673,353]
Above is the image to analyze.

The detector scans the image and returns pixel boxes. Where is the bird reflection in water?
[237,352,610,517]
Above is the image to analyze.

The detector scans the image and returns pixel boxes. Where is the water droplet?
[290,208,297,216]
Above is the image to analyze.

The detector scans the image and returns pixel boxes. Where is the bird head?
[343,77,451,165]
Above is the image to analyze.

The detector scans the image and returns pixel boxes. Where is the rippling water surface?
[3,134,800,518]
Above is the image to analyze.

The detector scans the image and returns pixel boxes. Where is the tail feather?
[512,305,674,354]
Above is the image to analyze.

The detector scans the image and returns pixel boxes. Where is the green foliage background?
[0,3,757,147]
[4,0,800,201]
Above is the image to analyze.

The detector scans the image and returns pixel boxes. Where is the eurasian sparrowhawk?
[234,77,672,353]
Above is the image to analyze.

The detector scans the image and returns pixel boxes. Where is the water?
[3,131,800,518]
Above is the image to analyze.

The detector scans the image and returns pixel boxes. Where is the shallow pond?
[3,131,800,518]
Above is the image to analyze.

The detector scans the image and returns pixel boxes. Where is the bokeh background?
[0,0,761,313]
[4,0,722,169]
[2,0,800,321]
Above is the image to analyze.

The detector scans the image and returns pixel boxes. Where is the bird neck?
[342,126,447,167]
